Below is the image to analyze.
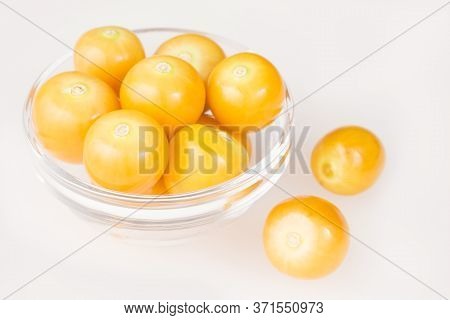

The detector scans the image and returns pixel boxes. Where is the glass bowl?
[23,27,294,243]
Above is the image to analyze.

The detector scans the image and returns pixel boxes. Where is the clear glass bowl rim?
[23,27,294,206]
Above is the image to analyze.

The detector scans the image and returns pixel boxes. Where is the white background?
[0,0,449,300]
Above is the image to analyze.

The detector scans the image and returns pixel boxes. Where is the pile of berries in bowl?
[24,27,294,242]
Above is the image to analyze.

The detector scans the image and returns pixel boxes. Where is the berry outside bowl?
[23,27,294,244]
